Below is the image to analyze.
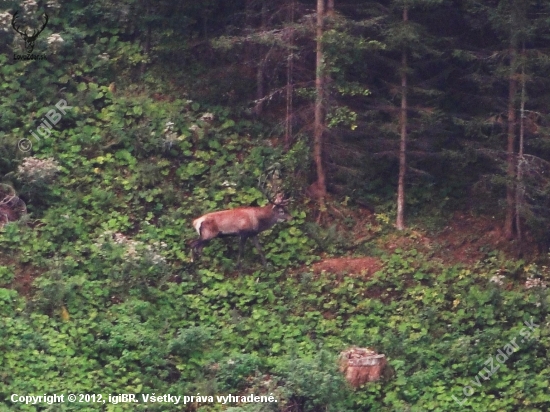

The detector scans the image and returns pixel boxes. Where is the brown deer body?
[191,194,291,267]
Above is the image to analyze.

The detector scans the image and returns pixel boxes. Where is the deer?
[191,193,292,267]
[11,11,49,54]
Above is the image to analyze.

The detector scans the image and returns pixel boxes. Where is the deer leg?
[190,239,207,262]
[190,240,199,262]
[251,236,267,267]
[237,235,248,268]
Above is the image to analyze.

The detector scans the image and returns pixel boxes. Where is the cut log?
[339,347,386,387]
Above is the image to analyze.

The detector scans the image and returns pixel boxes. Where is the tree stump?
[0,184,27,227]
[339,347,386,387]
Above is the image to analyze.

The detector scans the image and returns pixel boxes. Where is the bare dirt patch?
[311,257,382,277]
[304,211,534,279]
[431,212,535,264]
[376,212,536,265]
[2,258,42,298]
[12,267,39,297]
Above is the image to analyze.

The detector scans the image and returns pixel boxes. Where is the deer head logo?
[11,11,49,54]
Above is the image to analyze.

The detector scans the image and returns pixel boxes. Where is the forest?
[1,0,550,411]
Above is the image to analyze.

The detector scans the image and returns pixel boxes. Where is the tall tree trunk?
[255,62,265,116]
[327,0,335,16]
[314,0,327,205]
[396,7,408,231]
[285,0,295,150]
[515,46,526,243]
[255,2,268,116]
[244,0,253,88]
[140,0,151,76]
[505,44,518,239]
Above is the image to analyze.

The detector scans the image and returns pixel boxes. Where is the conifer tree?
[460,0,549,241]
[358,0,445,229]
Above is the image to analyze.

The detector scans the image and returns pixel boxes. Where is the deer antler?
[258,163,291,206]
[273,193,290,206]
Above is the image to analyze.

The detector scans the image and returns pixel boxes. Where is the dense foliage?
[1,0,550,411]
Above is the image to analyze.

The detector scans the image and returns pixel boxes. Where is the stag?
[191,193,292,267]
[11,11,49,53]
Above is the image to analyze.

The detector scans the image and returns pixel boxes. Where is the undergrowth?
[0,54,548,412]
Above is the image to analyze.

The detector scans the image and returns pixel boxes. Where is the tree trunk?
[314,0,327,205]
[255,62,265,116]
[515,46,526,243]
[396,7,408,231]
[284,0,295,150]
[327,0,335,16]
[140,1,151,76]
[505,44,518,240]
[254,2,268,116]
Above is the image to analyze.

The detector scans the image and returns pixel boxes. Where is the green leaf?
[221,119,235,129]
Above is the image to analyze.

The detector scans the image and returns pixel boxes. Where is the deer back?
[194,204,290,239]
